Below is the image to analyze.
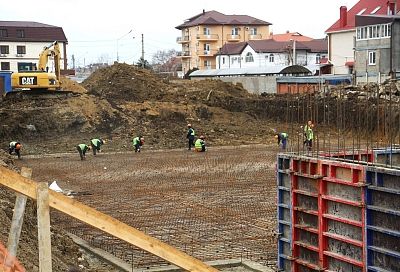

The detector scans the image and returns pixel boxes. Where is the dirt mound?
[61,76,88,94]
[83,63,169,101]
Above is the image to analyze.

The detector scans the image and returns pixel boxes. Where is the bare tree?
[151,49,178,72]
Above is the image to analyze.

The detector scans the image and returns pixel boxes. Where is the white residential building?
[0,21,68,73]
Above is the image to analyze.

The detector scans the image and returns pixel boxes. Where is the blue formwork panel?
[277,154,292,271]
[365,166,400,272]
[373,148,400,167]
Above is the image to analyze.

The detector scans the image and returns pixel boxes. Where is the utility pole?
[72,54,75,70]
[141,33,145,68]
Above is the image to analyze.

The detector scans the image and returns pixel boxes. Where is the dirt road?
[17,144,279,269]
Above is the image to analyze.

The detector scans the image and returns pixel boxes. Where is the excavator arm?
[38,41,61,82]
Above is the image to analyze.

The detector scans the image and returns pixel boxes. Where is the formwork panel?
[295,212,318,230]
[277,154,293,272]
[326,182,363,202]
[374,149,400,167]
[296,228,318,248]
[326,219,362,241]
[366,166,400,272]
[297,247,319,266]
[296,194,318,212]
[326,237,362,261]
[296,176,318,194]
[327,256,363,272]
[326,200,362,222]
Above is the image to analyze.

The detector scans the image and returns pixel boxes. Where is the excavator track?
[3,89,81,100]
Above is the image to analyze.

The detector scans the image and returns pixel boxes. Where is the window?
[371,6,381,14]
[204,60,211,69]
[269,54,274,63]
[203,43,210,54]
[368,25,380,39]
[0,29,8,37]
[368,51,376,65]
[203,27,210,35]
[381,24,391,37]
[357,8,367,15]
[250,28,257,35]
[0,45,9,54]
[16,29,25,38]
[245,52,254,62]
[17,46,26,54]
[1,62,10,70]
[316,54,321,64]
[232,27,239,35]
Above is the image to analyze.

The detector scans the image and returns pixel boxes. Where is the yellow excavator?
[11,41,61,91]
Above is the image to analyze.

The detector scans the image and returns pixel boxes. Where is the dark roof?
[176,10,271,30]
[355,14,400,26]
[280,65,311,74]
[219,42,247,55]
[0,21,67,42]
[326,0,396,33]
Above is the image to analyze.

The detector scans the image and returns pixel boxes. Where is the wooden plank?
[7,167,32,256]
[36,182,52,272]
[0,166,218,272]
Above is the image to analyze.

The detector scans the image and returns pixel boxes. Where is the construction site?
[1,63,400,272]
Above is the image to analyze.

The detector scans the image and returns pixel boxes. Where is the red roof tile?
[176,10,271,30]
[271,32,313,42]
[325,0,398,33]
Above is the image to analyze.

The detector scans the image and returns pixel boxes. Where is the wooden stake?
[7,167,32,256]
[37,182,52,272]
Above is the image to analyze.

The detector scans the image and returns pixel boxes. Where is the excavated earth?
[0,63,399,270]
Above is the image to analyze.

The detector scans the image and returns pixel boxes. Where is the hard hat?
[274,135,279,139]
[15,143,22,150]
[187,123,192,127]
[140,137,144,141]
[200,135,205,139]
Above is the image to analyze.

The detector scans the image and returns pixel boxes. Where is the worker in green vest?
[275,132,289,150]
[303,121,314,151]
[186,124,195,150]
[194,135,206,152]
[9,141,22,159]
[133,136,144,152]
[90,138,105,155]
[76,143,90,160]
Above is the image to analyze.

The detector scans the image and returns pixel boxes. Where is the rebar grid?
[27,146,278,268]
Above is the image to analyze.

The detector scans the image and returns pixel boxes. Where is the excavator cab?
[10,41,61,92]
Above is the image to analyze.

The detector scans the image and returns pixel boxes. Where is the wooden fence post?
[37,182,52,272]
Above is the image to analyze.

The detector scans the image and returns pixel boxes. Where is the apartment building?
[354,15,400,83]
[325,0,398,75]
[176,10,271,74]
[0,21,68,72]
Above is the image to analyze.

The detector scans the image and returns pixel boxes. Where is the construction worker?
[133,136,144,152]
[76,144,90,160]
[304,120,314,151]
[275,132,289,150]
[195,135,206,152]
[90,138,105,155]
[187,124,195,150]
[9,141,22,159]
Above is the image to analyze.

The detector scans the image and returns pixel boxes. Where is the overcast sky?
[1,0,359,67]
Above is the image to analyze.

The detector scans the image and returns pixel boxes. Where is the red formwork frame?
[319,160,366,272]
[291,156,366,272]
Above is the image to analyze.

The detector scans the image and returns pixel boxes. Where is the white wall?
[216,44,326,69]
[0,41,66,72]
[328,31,355,74]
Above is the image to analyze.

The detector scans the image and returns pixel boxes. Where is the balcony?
[176,36,190,44]
[177,51,191,58]
[226,34,241,42]
[197,49,218,57]
[196,34,219,41]
[198,64,216,70]
[248,34,263,40]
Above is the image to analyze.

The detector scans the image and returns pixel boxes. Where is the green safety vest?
[10,141,17,148]
[195,139,204,149]
[304,126,314,140]
[91,139,100,146]
[78,144,87,151]
[133,137,140,145]
[281,133,288,139]
[189,128,195,136]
